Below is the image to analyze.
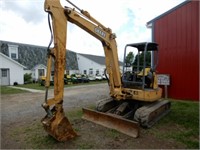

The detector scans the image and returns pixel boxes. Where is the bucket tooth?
[82,108,139,138]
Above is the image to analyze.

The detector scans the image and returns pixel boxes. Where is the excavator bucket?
[41,107,77,141]
[82,108,139,138]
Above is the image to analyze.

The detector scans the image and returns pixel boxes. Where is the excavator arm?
[45,0,124,99]
[41,0,78,142]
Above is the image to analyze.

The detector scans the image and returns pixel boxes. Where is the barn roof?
[126,42,158,51]
[147,0,190,27]
[0,40,79,70]
[78,53,123,66]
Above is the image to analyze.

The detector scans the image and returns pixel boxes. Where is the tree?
[133,51,151,69]
[24,73,32,84]
[125,52,134,67]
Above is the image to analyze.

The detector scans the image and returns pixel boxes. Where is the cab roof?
[126,42,158,51]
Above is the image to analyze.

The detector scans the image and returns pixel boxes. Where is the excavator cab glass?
[122,42,159,89]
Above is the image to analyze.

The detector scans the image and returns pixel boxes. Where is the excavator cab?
[122,42,159,89]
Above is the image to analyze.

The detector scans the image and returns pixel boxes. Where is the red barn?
[147,0,199,101]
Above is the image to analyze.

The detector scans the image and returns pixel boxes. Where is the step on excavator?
[41,0,171,141]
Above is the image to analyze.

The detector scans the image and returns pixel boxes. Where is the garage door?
[0,69,10,85]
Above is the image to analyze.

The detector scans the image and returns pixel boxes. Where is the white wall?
[0,54,24,85]
[77,54,105,75]
[31,64,47,81]
[69,70,80,75]
[24,70,32,75]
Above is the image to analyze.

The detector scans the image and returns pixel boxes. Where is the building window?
[65,70,69,75]
[84,70,87,74]
[2,69,8,77]
[11,53,17,59]
[38,69,45,76]
[96,69,99,75]
[89,68,93,75]
[8,44,19,59]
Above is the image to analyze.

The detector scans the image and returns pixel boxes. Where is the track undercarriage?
[82,98,171,138]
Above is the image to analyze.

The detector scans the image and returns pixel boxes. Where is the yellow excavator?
[41,0,171,141]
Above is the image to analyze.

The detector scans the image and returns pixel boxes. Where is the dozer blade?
[41,108,77,141]
[82,108,139,138]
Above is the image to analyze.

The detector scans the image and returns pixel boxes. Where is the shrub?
[24,73,32,84]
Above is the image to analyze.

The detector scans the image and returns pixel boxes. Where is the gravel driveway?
[1,83,109,148]
[1,83,109,123]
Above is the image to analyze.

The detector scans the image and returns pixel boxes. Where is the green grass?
[105,129,120,139]
[64,80,107,88]
[66,108,83,121]
[16,83,46,90]
[17,80,107,90]
[0,86,29,94]
[15,122,58,149]
[1,81,107,94]
[7,100,199,149]
[77,142,94,149]
[152,100,199,149]
[9,108,85,149]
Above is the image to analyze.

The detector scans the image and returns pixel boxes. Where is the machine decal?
[94,27,106,38]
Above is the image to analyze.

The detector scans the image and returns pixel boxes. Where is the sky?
[0,0,185,61]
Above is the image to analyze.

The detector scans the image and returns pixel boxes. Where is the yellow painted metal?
[137,68,151,76]
[122,87,162,102]
[82,108,139,138]
[42,0,78,141]
[45,54,52,88]
[41,106,77,141]
[153,73,159,89]
[40,76,46,81]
